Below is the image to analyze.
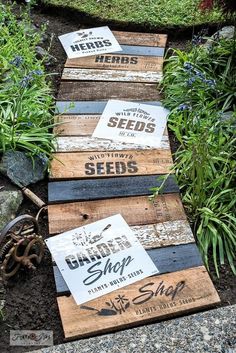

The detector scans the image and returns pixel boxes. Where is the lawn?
[42,0,224,28]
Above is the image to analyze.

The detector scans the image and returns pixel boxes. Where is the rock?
[205,26,235,47]
[0,190,23,231]
[0,151,48,188]
[35,46,57,66]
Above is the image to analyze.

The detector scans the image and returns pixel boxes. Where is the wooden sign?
[53,243,203,295]
[48,193,187,234]
[57,82,161,102]
[48,175,179,203]
[57,266,220,340]
[112,31,167,47]
[61,68,162,83]
[50,150,174,179]
[65,55,163,72]
[54,115,167,136]
[56,101,161,114]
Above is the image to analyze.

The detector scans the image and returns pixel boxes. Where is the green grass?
[42,0,224,28]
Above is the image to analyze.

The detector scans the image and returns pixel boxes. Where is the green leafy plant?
[0,4,56,162]
[157,35,236,276]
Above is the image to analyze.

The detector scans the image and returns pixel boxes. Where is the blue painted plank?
[114,45,165,57]
[56,101,162,114]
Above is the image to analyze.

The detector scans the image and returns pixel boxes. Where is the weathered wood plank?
[55,135,170,152]
[113,45,165,57]
[50,150,173,180]
[57,82,161,101]
[61,68,162,83]
[56,101,161,114]
[48,175,179,203]
[65,55,163,72]
[132,220,195,249]
[48,194,186,234]
[53,243,203,295]
[112,31,167,47]
[54,115,100,136]
[57,266,220,340]
[54,115,167,137]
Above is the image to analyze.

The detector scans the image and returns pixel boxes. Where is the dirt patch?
[0,3,235,353]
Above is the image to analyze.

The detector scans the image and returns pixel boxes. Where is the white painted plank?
[55,135,170,152]
[62,68,162,83]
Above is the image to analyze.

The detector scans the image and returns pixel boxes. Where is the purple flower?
[187,77,196,86]
[184,62,193,71]
[19,75,32,88]
[177,104,190,111]
[10,56,24,67]
[204,79,216,87]
[32,70,43,76]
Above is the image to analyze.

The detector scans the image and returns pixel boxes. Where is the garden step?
[48,30,220,341]
[29,304,236,353]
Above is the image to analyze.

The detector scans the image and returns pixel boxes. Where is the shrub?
[0,4,55,161]
[160,35,236,276]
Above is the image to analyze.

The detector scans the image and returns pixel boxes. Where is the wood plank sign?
[59,26,122,59]
[50,150,174,179]
[65,55,164,72]
[49,29,220,341]
[57,266,220,340]
[46,214,159,304]
[92,100,168,148]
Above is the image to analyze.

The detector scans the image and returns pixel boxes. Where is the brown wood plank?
[61,68,162,83]
[50,150,174,180]
[112,31,167,47]
[57,82,161,101]
[54,115,167,137]
[57,266,220,340]
[65,55,163,72]
[48,194,186,234]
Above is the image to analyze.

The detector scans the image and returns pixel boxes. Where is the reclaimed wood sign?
[46,214,158,304]
[48,29,220,341]
[59,26,122,59]
[92,100,168,148]
[50,150,174,179]
[57,267,220,339]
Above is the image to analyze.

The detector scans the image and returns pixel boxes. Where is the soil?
[0,3,235,353]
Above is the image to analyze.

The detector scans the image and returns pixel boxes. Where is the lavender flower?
[19,75,32,88]
[10,56,24,67]
[177,104,190,111]
[187,77,196,86]
[184,62,193,71]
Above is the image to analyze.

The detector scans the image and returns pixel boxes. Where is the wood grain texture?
[48,175,179,203]
[113,45,165,57]
[56,101,161,114]
[112,31,167,47]
[132,220,195,249]
[53,243,203,295]
[61,68,162,83]
[65,55,163,72]
[48,194,186,234]
[50,150,174,180]
[54,115,167,137]
[57,266,220,340]
[55,135,170,152]
[57,82,161,101]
